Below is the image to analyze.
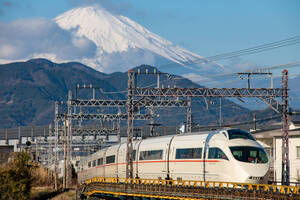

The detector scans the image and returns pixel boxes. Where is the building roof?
[252,127,300,139]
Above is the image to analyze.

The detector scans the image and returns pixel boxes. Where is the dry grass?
[51,190,76,200]
[30,186,55,199]
[31,165,54,187]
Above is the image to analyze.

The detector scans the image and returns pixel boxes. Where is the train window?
[222,132,227,137]
[208,148,228,160]
[97,158,103,165]
[106,155,115,164]
[297,146,300,159]
[92,160,96,167]
[139,150,163,160]
[88,161,91,168]
[230,146,268,163]
[176,148,202,159]
[227,129,255,141]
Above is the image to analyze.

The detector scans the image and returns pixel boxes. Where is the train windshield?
[227,129,255,141]
[229,146,268,163]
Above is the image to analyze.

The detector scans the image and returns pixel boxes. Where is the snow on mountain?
[55,6,221,73]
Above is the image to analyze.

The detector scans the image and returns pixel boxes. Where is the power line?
[195,115,281,128]
[157,61,300,86]
[159,35,300,70]
[96,36,300,94]
[206,36,300,62]
[96,61,300,95]
[182,61,300,86]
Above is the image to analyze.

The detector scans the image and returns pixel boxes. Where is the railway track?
[79,177,300,200]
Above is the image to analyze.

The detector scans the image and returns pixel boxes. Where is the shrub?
[0,151,32,200]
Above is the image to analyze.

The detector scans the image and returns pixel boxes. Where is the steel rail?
[85,177,300,195]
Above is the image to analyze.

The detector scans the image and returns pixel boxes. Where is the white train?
[77,129,270,184]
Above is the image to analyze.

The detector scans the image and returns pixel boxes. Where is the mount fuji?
[0,5,223,75]
[53,6,222,74]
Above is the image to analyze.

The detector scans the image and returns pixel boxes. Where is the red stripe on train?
[78,160,222,173]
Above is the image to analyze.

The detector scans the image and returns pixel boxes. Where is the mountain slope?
[102,65,252,127]
[0,59,250,128]
[0,59,119,128]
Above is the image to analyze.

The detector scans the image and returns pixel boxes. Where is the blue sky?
[0,0,300,69]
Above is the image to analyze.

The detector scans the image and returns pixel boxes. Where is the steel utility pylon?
[127,71,134,179]
[71,83,190,179]
[53,89,190,183]
[281,70,289,186]
[126,69,289,185]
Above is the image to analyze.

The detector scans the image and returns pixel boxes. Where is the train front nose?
[228,145,270,183]
[239,162,270,184]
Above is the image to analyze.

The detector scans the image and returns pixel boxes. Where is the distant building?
[253,121,300,185]
[0,145,14,165]
[274,132,300,184]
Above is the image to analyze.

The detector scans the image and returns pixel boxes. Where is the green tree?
[0,151,33,200]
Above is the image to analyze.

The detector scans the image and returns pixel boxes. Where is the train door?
[135,140,143,178]
[103,148,108,177]
[115,143,122,177]
[168,136,205,181]
[137,138,170,179]
[170,146,203,180]
[162,140,170,179]
[96,154,104,178]
[117,144,126,178]
[204,147,230,182]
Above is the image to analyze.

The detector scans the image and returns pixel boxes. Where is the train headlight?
[249,176,263,180]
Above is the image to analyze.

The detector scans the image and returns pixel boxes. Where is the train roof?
[115,129,226,146]
[82,128,246,159]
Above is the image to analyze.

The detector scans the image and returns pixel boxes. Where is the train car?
[77,129,270,184]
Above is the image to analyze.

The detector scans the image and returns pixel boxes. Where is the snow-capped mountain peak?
[55,6,215,72]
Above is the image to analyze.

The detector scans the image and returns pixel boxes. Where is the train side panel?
[203,139,232,182]
[78,157,88,183]
[117,143,127,178]
[95,150,105,178]
[137,137,171,179]
[104,145,119,177]
[169,135,205,180]
[77,129,270,184]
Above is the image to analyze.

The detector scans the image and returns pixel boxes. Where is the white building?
[253,121,300,185]
[274,133,300,184]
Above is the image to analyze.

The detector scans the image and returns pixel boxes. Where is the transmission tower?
[126,69,289,185]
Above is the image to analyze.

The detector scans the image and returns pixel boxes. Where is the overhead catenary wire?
[94,35,300,94]
[194,115,282,129]
[182,61,300,83]
[138,61,300,88]
[205,36,300,61]
[97,61,300,94]
[91,36,300,95]
[159,35,300,69]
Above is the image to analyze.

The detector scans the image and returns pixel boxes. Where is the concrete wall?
[275,136,300,184]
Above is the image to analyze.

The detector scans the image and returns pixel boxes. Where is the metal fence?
[0,125,183,141]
